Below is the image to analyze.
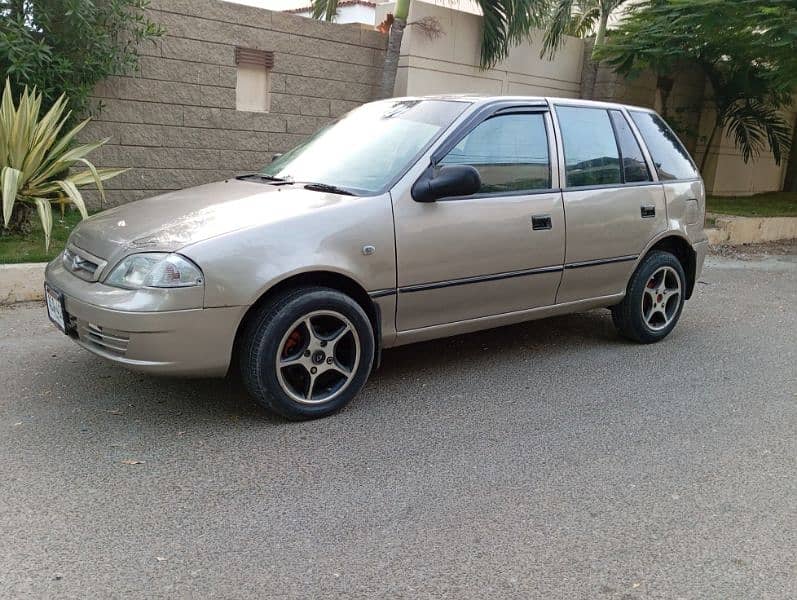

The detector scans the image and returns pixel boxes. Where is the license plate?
[45,285,67,333]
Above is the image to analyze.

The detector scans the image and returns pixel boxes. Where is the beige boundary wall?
[80,0,386,207]
[377,2,584,98]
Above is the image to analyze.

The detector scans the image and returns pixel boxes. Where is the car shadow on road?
[377,309,619,377]
[52,309,620,427]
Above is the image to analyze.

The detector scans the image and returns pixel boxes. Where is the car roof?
[396,94,655,114]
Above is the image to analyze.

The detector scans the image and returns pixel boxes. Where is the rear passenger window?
[629,110,698,180]
[609,110,651,183]
[439,113,550,193]
[556,106,621,187]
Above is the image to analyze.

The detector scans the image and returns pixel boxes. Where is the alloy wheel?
[275,310,360,404]
[641,266,682,331]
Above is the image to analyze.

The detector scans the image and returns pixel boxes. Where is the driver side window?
[439,113,551,194]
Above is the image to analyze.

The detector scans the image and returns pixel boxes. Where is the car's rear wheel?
[611,251,686,344]
[240,287,374,420]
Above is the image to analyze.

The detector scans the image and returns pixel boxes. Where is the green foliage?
[541,0,631,58]
[0,80,126,249]
[0,0,163,123]
[595,0,796,169]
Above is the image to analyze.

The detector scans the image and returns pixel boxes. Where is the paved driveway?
[1,253,795,599]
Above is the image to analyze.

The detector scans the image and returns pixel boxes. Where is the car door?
[551,104,667,303]
[392,105,565,332]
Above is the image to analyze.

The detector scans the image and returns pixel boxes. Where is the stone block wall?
[81,0,386,206]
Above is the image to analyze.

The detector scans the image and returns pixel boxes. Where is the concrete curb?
[706,214,797,245]
[0,263,47,305]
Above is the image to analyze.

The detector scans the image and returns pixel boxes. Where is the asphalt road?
[1,252,795,599]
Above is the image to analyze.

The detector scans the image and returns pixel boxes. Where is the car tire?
[240,287,375,420]
[611,251,686,344]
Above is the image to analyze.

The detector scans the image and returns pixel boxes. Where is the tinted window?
[609,110,651,183]
[557,106,622,187]
[440,113,550,193]
[629,110,698,180]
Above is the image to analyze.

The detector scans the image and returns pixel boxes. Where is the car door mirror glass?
[412,165,482,202]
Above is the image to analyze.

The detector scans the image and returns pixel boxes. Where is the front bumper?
[45,258,245,377]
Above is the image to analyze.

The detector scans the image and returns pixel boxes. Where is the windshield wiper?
[303,182,356,196]
[236,173,291,183]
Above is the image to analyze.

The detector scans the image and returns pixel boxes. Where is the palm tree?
[697,65,792,175]
[311,0,545,98]
[540,0,632,59]
[595,0,795,176]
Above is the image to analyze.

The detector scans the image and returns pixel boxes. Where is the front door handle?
[641,205,656,218]
[531,215,552,230]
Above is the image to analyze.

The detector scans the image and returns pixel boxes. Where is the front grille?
[77,321,130,356]
[63,245,107,282]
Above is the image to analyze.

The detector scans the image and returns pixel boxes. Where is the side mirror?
[271,153,283,163]
[412,165,481,203]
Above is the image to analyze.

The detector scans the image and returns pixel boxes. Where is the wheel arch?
[230,270,382,375]
[643,234,697,299]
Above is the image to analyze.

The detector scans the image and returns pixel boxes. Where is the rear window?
[629,110,698,181]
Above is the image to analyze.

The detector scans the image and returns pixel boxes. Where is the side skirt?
[391,293,625,347]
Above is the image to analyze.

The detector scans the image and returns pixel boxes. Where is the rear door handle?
[531,215,552,230]
[641,205,656,218]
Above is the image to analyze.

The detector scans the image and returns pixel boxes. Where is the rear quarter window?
[629,111,698,181]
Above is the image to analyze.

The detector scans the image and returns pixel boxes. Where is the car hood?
[69,179,351,262]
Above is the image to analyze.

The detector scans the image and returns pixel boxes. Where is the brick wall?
[81,0,386,207]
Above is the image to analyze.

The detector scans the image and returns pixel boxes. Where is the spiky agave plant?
[0,79,126,249]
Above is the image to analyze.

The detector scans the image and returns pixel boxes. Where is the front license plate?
[45,285,67,333]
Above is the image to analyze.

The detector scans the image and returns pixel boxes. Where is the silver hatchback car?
[45,96,708,419]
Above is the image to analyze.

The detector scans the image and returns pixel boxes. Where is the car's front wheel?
[240,287,374,420]
[611,250,686,343]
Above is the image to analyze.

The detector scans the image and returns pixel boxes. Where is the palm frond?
[541,0,574,59]
[310,0,339,21]
[478,0,550,68]
[725,100,792,165]
[568,5,600,38]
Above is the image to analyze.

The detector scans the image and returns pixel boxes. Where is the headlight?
[105,253,204,289]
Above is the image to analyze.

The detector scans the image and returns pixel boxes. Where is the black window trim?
[425,101,556,201]
[607,109,626,185]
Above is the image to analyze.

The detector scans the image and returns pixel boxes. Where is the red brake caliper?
[283,329,302,358]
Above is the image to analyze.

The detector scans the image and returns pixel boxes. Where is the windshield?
[259,99,469,194]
